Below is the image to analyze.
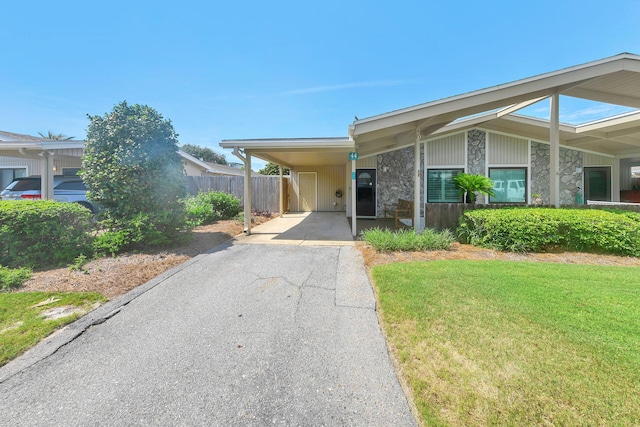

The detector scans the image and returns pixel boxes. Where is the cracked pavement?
[0,243,416,426]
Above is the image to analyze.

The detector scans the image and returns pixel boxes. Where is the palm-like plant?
[38,131,74,141]
[453,173,496,204]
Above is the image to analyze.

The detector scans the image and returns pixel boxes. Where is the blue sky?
[2,0,639,169]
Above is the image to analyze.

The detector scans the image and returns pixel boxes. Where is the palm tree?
[453,173,496,204]
[38,131,74,141]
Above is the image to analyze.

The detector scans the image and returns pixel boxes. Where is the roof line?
[352,52,640,126]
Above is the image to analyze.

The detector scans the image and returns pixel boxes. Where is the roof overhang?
[0,140,85,159]
[351,53,640,157]
[220,54,640,166]
[220,138,354,168]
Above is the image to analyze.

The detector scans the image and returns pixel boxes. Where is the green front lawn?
[372,260,640,426]
[0,292,106,366]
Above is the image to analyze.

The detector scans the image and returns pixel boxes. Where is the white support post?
[414,129,421,230]
[41,152,55,200]
[232,147,252,235]
[351,158,357,237]
[245,152,252,235]
[550,94,560,207]
[279,165,284,217]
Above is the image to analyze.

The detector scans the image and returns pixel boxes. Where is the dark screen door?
[584,167,611,202]
[356,169,376,217]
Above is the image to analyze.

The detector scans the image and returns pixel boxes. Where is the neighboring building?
[179,150,262,177]
[221,53,640,235]
[0,131,85,197]
[0,133,239,195]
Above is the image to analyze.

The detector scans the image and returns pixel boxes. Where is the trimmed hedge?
[0,201,94,268]
[361,227,455,252]
[457,207,640,256]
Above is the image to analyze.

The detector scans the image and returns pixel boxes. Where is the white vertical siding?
[584,153,615,166]
[356,157,376,168]
[291,165,346,211]
[0,157,44,175]
[488,133,528,165]
[0,153,83,177]
[425,133,465,166]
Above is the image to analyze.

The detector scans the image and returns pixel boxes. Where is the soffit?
[352,54,640,155]
[220,138,354,168]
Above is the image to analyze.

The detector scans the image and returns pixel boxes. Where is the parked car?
[493,179,525,202]
[0,175,97,213]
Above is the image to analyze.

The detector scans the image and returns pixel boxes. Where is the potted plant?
[531,193,543,206]
[453,173,496,204]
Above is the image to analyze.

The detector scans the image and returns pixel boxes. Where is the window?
[489,168,526,203]
[0,168,27,191]
[427,169,463,203]
[62,168,81,177]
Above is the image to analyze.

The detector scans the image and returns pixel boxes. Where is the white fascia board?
[576,110,640,133]
[496,96,549,118]
[430,112,577,138]
[505,114,577,131]
[0,141,85,151]
[39,141,85,150]
[220,138,353,150]
[352,54,638,136]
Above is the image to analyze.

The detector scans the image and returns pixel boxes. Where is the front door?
[356,169,376,217]
[299,172,317,211]
[584,167,611,203]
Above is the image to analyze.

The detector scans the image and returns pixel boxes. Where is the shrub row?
[361,228,455,252]
[0,191,244,269]
[184,191,241,226]
[93,206,197,256]
[0,201,94,269]
[457,207,640,256]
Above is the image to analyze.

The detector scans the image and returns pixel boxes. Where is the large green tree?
[81,101,187,249]
[258,162,290,175]
[181,143,227,165]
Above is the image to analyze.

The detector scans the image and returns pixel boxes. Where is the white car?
[493,179,525,202]
[0,175,97,213]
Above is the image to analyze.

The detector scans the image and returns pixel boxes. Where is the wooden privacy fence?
[186,176,288,213]
[425,202,640,231]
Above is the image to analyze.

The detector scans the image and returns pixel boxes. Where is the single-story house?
[179,150,262,177]
[0,131,242,195]
[220,53,640,236]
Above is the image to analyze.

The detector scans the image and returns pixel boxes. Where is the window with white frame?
[427,169,464,203]
[0,168,27,191]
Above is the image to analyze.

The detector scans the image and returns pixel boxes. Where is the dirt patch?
[21,215,273,299]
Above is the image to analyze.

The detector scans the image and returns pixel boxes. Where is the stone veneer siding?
[467,129,487,203]
[559,147,583,205]
[531,142,550,203]
[376,145,424,217]
[531,142,583,205]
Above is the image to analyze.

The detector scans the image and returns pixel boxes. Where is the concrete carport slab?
[234,212,355,246]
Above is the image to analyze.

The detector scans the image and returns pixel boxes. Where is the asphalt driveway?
[0,242,416,426]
